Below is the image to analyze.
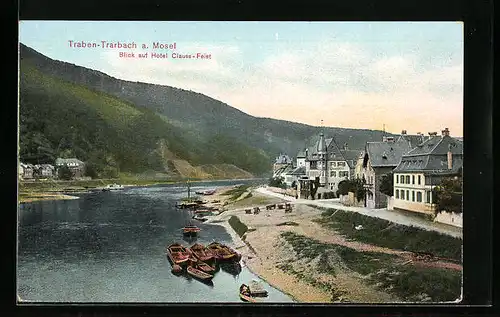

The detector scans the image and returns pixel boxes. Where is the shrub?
[228,215,248,237]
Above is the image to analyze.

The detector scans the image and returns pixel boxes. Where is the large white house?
[392,128,463,215]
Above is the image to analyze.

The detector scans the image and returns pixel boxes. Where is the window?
[418,175,421,185]
[329,183,334,190]
[330,171,337,177]
[417,192,422,202]
[412,175,415,184]
[406,175,410,183]
[426,191,431,203]
[400,175,404,184]
[395,175,399,184]
[406,190,409,200]
[339,171,349,178]
[396,189,399,199]
[338,162,346,167]
[330,162,336,168]
[310,161,317,169]
[412,191,415,201]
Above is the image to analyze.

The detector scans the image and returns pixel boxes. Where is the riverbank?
[18,177,264,203]
[19,192,80,203]
[207,187,463,303]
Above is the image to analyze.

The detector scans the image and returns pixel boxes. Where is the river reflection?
[17,180,294,303]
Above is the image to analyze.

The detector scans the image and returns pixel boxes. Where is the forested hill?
[19,59,271,178]
[19,44,392,160]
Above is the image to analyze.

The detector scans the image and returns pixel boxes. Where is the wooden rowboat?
[239,284,257,302]
[190,243,215,262]
[182,224,201,237]
[166,243,191,266]
[196,260,216,274]
[187,265,214,281]
[207,242,241,262]
[207,242,237,261]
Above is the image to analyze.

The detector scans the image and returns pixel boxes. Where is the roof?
[365,139,412,167]
[289,166,306,176]
[316,133,327,153]
[55,158,85,165]
[275,154,292,164]
[404,135,463,156]
[397,134,426,148]
[394,135,463,173]
[296,150,306,158]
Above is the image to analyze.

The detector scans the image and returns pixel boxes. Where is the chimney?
[401,130,407,135]
[442,128,450,137]
[447,144,453,169]
[428,132,438,137]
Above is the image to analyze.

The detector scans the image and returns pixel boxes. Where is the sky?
[19,21,463,136]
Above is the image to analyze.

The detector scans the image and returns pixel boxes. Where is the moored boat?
[239,284,257,302]
[166,243,191,266]
[192,215,208,222]
[195,260,216,274]
[207,242,241,262]
[187,265,214,281]
[249,279,268,297]
[190,243,215,262]
[182,224,201,237]
[102,183,124,191]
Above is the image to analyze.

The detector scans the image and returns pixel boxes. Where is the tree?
[268,176,286,189]
[309,177,320,199]
[58,165,73,180]
[84,162,99,179]
[379,172,394,196]
[433,176,463,214]
[337,179,352,196]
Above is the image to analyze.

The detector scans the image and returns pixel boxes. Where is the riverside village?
[18,21,463,304]
[18,126,463,304]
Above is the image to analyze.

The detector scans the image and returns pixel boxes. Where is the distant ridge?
[19,43,394,178]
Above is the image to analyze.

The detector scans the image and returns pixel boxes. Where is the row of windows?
[330,161,346,168]
[396,174,422,185]
[395,189,431,203]
[329,171,349,177]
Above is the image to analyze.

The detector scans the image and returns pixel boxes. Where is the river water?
[17,179,294,303]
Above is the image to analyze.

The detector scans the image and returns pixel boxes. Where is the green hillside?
[19,44,392,162]
[19,62,270,177]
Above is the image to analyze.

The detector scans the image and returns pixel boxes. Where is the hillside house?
[393,128,463,216]
[296,132,359,199]
[19,163,34,180]
[33,164,56,179]
[55,158,86,179]
[272,153,293,177]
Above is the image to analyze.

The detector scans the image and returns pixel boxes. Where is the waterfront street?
[254,187,462,239]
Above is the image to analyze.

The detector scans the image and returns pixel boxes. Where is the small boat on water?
[190,243,215,262]
[239,284,257,302]
[187,265,214,281]
[182,224,201,237]
[192,215,208,222]
[166,243,191,266]
[102,183,124,191]
[249,279,268,297]
[176,202,198,209]
[195,260,216,274]
[207,242,241,262]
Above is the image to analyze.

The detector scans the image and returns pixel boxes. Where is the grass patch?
[279,231,462,302]
[222,185,251,201]
[228,215,248,237]
[313,207,462,261]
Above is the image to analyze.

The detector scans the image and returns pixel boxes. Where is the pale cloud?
[99,39,463,136]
